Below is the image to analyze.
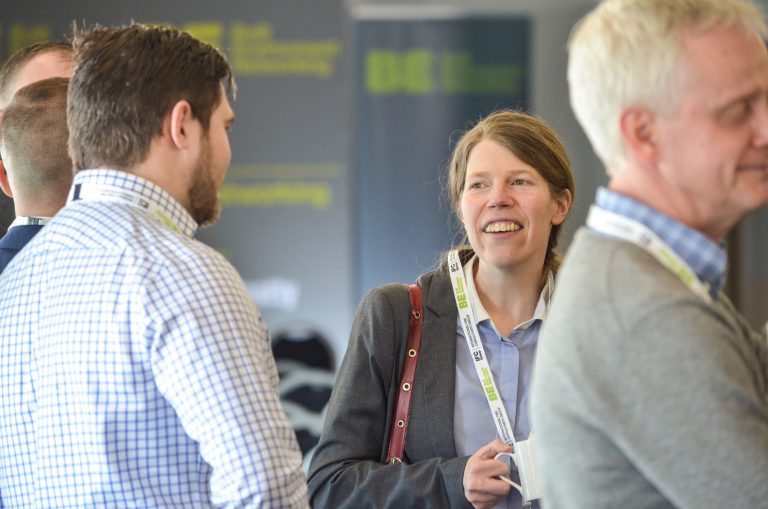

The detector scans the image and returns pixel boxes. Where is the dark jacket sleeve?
[307,280,471,509]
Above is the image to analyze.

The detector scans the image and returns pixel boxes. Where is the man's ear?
[167,100,197,151]
[619,106,658,168]
[0,160,13,198]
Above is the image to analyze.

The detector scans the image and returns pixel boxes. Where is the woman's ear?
[551,188,572,226]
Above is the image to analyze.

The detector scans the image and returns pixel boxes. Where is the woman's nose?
[488,183,513,208]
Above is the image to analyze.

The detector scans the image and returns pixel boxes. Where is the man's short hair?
[0,41,73,108]
[568,0,768,176]
[68,24,235,173]
[0,77,72,200]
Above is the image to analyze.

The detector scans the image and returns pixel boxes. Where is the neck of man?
[609,164,730,242]
[14,195,66,219]
[129,142,192,213]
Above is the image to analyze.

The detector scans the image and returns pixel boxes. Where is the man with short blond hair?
[531,0,768,507]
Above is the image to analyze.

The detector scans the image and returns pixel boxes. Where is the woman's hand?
[462,438,514,509]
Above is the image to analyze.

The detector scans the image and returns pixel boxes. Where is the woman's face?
[460,139,570,274]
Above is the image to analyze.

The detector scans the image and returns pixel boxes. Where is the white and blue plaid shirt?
[0,169,308,508]
[593,187,727,299]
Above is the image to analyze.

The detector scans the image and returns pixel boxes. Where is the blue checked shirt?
[594,187,727,299]
[0,169,309,508]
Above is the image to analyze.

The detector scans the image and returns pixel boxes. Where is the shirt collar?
[594,187,726,298]
[69,169,198,238]
[461,254,553,333]
[9,216,52,228]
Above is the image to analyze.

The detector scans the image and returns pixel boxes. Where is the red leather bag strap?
[385,283,423,464]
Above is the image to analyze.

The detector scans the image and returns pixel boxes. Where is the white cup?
[494,435,541,503]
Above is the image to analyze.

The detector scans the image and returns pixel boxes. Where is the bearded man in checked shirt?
[0,24,308,508]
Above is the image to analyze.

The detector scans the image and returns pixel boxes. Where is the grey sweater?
[531,228,768,509]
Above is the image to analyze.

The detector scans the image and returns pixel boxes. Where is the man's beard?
[188,141,220,228]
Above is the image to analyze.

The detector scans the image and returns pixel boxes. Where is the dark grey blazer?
[307,268,475,509]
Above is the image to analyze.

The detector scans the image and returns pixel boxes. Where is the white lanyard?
[70,182,182,234]
[10,216,51,228]
[448,249,517,447]
[586,205,712,303]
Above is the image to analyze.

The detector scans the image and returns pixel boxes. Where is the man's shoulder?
[35,205,239,288]
[55,202,222,265]
[0,225,44,250]
[548,227,712,341]
[156,230,233,275]
[559,227,686,293]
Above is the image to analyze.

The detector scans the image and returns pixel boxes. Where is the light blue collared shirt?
[594,187,727,299]
[454,255,551,509]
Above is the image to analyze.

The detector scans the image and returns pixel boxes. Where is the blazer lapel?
[418,271,459,458]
